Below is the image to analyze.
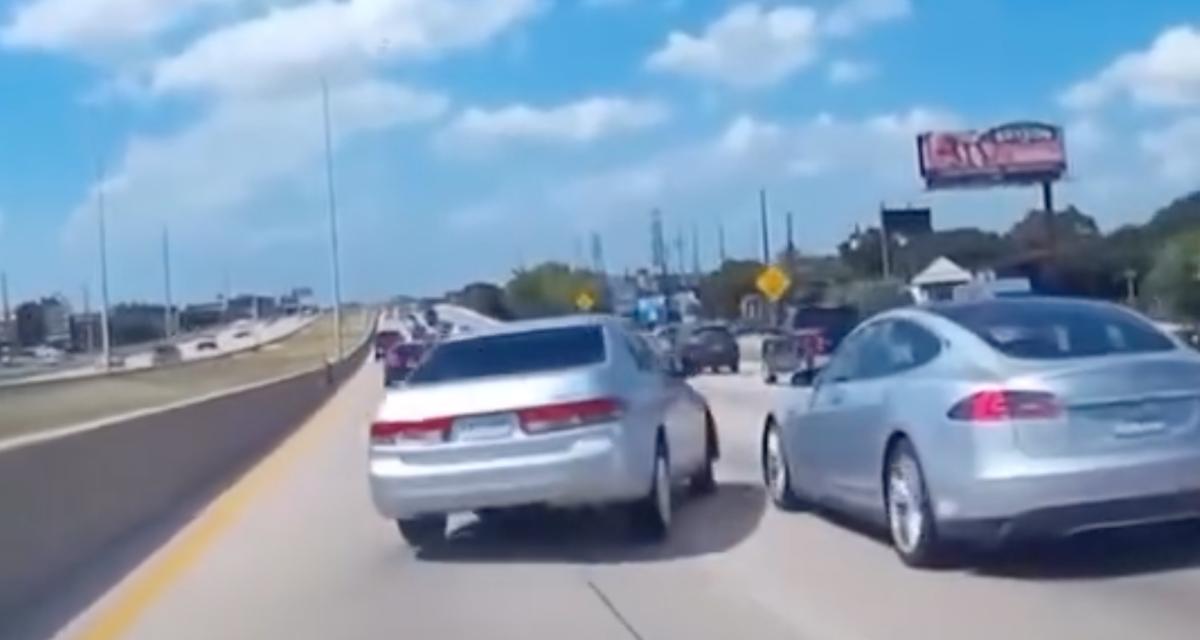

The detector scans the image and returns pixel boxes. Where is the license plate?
[1113,420,1167,438]
[453,413,517,441]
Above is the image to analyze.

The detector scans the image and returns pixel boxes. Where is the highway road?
[40,356,1200,640]
[2,316,315,387]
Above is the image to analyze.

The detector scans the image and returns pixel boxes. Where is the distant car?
[383,341,427,387]
[375,329,402,361]
[196,335,219,351]
[152,344,183,366]
[763,297,1200,567]
[32,346,65,364]
[762,305,858,385]
[674,323,739,374]
[368,316,718,548]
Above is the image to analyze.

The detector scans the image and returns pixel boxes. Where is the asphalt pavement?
[44,358,1200,640]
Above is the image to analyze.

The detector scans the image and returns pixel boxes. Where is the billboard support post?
[879,204,891,279]
[1041,180,1056,253]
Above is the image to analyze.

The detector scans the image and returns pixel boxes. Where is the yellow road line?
[76,364,371,640]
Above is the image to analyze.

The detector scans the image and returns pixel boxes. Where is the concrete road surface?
[44,362,1200,640]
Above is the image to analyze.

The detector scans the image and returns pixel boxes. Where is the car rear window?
[935,301,1175,360]
[407,326,606,384]
[688,326,733,341]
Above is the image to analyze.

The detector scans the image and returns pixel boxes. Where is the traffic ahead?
[38,300,1200,640]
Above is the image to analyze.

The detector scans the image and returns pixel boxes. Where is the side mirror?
[789,366,823,388]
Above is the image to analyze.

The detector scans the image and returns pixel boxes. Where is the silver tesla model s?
[762,297,1200,566]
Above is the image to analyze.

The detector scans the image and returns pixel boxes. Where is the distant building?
[42,296,72,348]
[909,256,972,303]
[70,312,102,352]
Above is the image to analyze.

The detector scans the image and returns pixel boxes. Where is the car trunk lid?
[1008,354,1200,457]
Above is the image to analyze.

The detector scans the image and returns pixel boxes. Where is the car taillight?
[948,390,1062,422]
[370,417,453,444]
[518,397,624,433]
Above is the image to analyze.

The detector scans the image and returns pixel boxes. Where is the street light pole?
[96,159,112,370]
[161,225,174,339]
[321,79,344,359]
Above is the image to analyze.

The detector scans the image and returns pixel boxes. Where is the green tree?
[698,259,765,319]
[505,262,607,318]
[1145,230,1200,319]
[455,282,513,320]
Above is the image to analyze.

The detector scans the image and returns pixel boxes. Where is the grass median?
[0,310,369,442]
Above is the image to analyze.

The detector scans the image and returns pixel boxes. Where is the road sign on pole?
[756,265,791,303]
[575,291,596,312]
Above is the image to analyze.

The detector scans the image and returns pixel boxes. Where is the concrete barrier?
[0,335,371,620]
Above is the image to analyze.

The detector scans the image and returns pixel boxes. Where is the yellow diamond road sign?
[576,291,596,312]
[756,265,791,303]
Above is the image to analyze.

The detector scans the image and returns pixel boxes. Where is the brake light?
[519,397,624,433]
[370,417,453,444]
[948,390,1062,422]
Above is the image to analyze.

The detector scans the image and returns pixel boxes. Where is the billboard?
[917,122,1066,190]
[881,207,932,239]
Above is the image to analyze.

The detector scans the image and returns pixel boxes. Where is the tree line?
[448,189,1200,322]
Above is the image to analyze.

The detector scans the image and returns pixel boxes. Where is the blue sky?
[0,0,1197,304]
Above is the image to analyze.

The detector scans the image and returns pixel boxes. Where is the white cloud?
[645,1,908,89]
[822,0,911,37]
[1061,25,1200,109]
[827,58,874,85]
[549,106,959,225]
[63,79,447,248]
[0,0,235,53]
[439,96,669,149]
[646,3,821,89]
[1141,115,1200,183]
[151,0,542,97]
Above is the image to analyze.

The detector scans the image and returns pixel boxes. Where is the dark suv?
[676,323,740,374]
[762,305,858,384]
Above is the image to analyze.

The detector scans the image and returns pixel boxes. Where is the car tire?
[884,439,945,568]
[396,515,447,549]
[764,371,777,385]
[730,361,740,374]
[762,420,804,511]
[690,412,718,496]
[629,437,671,542]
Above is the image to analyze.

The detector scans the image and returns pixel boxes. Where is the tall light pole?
[161,225,174,339]
[96,159,112,370]
[759,188,771,264]
[321,79,344,359]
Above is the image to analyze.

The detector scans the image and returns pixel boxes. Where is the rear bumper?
[368,426,649,519]
[941,490,1200,545]
[935,453,1200,542]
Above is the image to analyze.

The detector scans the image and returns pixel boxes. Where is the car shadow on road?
[416,482,766,565]
[973,521,1200,580]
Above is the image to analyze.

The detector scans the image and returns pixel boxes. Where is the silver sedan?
[762,297,1200,567]
[369,315,718,548]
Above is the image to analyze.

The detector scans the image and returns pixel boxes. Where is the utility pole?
[717,222,727,265]
[590,232,605,275]
[96,158,112,370]
[321,79,344,359]
[759,188,771,264]
[1,272,9,352]
[80,284,91,351]
[786,212,796,257]
[691,223,700,276]
[878,203,892,279]
[161,225,174,339]
[675,229,685,276]
[650,209,667,277]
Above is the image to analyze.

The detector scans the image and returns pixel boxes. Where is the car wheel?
[884,439,945,568]
[764,371,777,385]
[396,515,447,548]
[629,437,671,541]
[690,412,718,496]
[729,361,740,374]
[762,420,804,511]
